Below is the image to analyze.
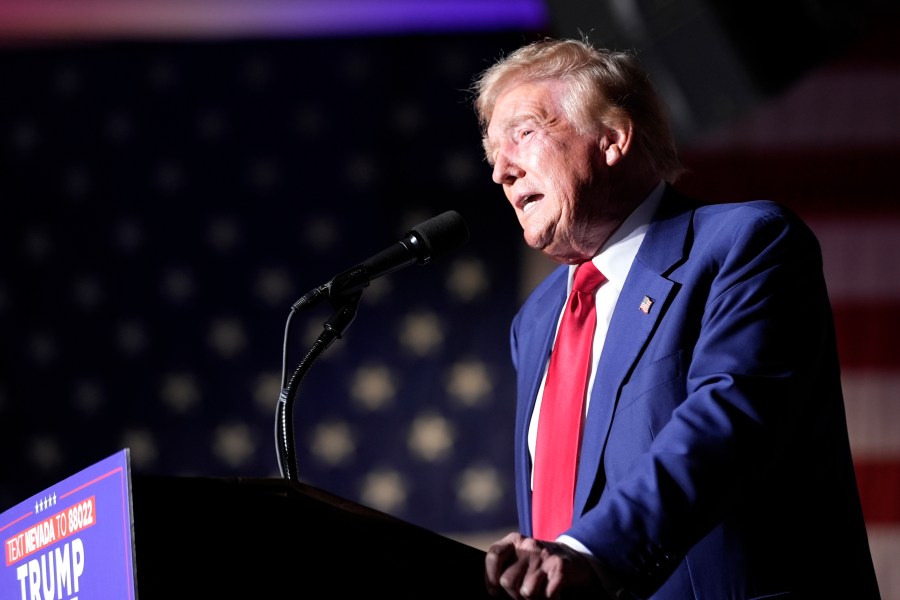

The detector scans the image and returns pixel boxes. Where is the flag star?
[52,65,82,96]
[392,102,424,135]
[442,151,479,187]
[207,217,242,252]
[154,161,184,193]
[241,57,273,88]
[456,464,504,513]
[350,364,397,411]
[359,468,408,514]
[255,267,293,306]
[345,154,377,188]
[196,109,227,141]
[293,106,324,137]
[121,429,159,470]
[436,47,469,79]
[408,411,455,462]
[398,311,444,356]
[248,158,280,191]
[10,120,39,153]
[212,423,256,468]
[61,165,91,198]
[113,219,144,253]
[27,332,57,366]
[208,317,247,357]
[28,436,62,472]
[148,60,176,89]
[72,276,103,310]
[302,215,340,253]
[161,267,195,304]
[447,258,489,302]
[22,228,52,261]
[339,52,373,85]
[73,379,104,415]
[252,371,282,414]
[310,420,357,467]
[160,372,201,414]
[446,360,493,408]
[105,112,134,142]
[116,320,147,356]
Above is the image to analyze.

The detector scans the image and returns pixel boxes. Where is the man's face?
[484,79,612,264]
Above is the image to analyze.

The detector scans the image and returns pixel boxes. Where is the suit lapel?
[573,189,695,515]
[518,275,568,422]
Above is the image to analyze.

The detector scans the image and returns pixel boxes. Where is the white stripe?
[693,70,900,149]
[868,524,900,600]
[807,218,900,302]
[842,370,900,458]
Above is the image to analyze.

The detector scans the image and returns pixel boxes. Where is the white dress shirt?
[530,181,664,557]
[527,181,665,486]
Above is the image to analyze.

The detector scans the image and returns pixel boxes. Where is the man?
[473,37,880,599]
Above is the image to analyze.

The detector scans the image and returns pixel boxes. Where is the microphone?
[293,210,470,310]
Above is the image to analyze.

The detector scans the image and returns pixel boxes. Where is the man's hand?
[484,532,613,599]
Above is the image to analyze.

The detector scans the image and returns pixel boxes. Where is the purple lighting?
[0,0,550,42]
[280,0,550,35]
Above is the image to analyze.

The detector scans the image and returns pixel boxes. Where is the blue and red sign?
[1,450,135,599]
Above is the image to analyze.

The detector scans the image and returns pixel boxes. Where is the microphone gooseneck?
[275,210,469,482]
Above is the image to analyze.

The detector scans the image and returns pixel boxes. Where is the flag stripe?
[833,303,900,369]
[856,460,900,524]
[809,217,900,302]
[868,525,900,597]
[843,371,900,458]
[678,148,900,215]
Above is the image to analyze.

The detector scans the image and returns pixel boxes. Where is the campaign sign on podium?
[1,449,135,600]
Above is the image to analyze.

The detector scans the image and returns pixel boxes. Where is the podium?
[131,475,494,598]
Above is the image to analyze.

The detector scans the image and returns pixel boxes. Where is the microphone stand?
[275,289,362,482]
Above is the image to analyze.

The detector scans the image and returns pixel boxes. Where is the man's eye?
[518,129,533,139]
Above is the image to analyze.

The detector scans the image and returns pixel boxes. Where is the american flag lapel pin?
[639,295,654,314]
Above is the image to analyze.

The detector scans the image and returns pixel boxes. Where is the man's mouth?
[520,193,542,213]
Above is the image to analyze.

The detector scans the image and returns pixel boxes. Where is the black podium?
[130,475,493,598]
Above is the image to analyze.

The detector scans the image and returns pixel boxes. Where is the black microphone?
[293,210,470,310]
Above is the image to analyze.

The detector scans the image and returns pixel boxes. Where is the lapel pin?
[639,295,654,314]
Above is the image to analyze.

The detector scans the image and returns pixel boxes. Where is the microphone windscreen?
[411,210,470,260]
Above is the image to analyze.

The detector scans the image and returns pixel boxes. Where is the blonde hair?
[472,37,685,182]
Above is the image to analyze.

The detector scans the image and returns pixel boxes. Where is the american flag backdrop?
[1,2,898,597]
[0,30,538,538]
[676,19,900,596]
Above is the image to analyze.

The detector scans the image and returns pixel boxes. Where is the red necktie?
[532,261,606,541]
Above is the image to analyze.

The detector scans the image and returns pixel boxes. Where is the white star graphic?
[446,360,493,407]
[408,411,455,462]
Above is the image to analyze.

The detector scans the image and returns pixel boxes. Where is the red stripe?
[832,302,900,369]
[676,148,900,216]
[855,459,900,524]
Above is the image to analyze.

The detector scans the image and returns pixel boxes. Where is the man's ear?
[603,120,634,166]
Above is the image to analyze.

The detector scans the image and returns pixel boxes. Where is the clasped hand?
[484,532,613,599]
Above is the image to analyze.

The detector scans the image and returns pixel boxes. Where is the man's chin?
[521,226,550,250]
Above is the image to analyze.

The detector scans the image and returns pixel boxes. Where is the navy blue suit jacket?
[511,187,880,598]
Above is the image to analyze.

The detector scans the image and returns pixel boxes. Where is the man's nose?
[492,152,524,185]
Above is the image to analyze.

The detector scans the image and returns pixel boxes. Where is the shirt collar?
[569,180,665,291]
